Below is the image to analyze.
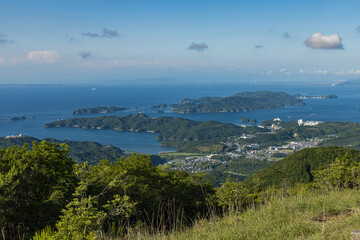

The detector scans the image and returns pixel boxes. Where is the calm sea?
[0,82,359,153]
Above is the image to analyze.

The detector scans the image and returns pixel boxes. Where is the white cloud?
[267,70,272,75]
[305,32,343,49]
[335,70,360,75]
[299,69,305,73]
[335,71,346,75]
[313,70,328,74]
[28,50,58,63]
[348,70,360,75]
[279,68,290,74]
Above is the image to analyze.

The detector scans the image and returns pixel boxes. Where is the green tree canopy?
[0,141,76,239]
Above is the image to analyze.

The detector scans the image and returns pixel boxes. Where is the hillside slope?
[244,146,360,189]
[137,189,360,240]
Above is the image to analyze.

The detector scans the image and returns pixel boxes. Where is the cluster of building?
[280,138,323,150]
[168,154,224,173]
[169,117,328,172]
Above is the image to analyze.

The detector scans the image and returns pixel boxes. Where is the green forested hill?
[244,146,360,189]
[172,91,301,113]
[0,136,124,165]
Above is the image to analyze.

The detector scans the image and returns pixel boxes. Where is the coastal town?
[168,118,327,173]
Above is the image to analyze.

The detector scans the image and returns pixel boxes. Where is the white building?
[298,119,322,126]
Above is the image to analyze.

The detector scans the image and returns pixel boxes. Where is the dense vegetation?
[1,139,360,239]
[72,106,129,115]
[171,91,301,113]
[0,142,76,239]
[244,146,360,190]
[0,136,124,165]
[0,141,213,239]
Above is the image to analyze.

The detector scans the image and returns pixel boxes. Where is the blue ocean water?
[0,82,359,153]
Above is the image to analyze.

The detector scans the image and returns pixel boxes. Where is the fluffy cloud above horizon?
[305,32,343,49]
[27,50,59,63]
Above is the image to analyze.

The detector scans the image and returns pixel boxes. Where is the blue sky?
[0,0,360,84]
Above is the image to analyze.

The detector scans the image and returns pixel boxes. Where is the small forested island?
[295,94,338,99]
[171,91,302,113]
[10,116,26,121]
[151,103,167,109]
[72,106,129,115]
